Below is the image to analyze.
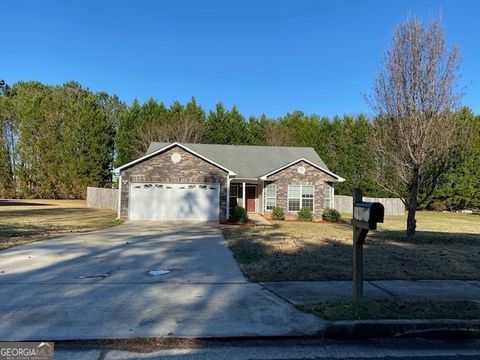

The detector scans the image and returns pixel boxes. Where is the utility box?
[353,201,385,230]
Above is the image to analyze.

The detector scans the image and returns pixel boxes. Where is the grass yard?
[299,299,480,320]
[222,212,480,281]
[0,199,120,250]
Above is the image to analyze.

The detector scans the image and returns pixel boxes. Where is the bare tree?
[166,114,206,143]
[129,122,167,157]
[367,16,465,240]
[263,121,295,146]
[129,115,206,157]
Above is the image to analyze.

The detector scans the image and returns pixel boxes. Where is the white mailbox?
[353,201,385,230]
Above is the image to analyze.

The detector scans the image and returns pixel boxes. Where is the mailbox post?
[352,188,384,302]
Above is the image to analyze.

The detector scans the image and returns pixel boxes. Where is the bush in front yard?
[322,208,341,222]
[271,207,285,220]
[297,207,313,221]
[229,206,249,223]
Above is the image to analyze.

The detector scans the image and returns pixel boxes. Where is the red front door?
[246,187,256,212]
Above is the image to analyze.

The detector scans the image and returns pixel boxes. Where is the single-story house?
[114,142,345,221]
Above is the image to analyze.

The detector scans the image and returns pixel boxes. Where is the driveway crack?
[257,282,297,307]
[368,280,398,298]
[465,280,480,288]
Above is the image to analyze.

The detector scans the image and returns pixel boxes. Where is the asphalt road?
[56,339,480,359]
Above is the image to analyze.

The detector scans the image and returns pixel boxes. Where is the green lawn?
[222,211,480,281]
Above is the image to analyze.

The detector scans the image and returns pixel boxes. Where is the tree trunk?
[407,199,417,240]
[407,170,419,240]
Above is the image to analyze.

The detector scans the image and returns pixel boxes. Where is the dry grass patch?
[0,199,120,250]
[222,212,480,281]
[300,300,480,320]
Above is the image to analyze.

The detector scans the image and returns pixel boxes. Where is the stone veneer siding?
[119,146,228,220]
[263,160,337,219]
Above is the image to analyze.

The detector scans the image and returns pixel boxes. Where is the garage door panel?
[129,183,220,221]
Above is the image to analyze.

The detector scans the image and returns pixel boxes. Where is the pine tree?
[0,80,15,197]
[167,97,206,143]
[206,102,230,144]
[115,99,141,166]
[430,108,480,210]
[12,81,117,198]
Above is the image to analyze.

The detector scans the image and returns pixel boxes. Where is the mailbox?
[353,201,385,229]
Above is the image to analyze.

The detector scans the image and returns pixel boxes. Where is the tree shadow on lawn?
[0,207,98,218]
[375,229,480,244]
[0,221,93,250]
[0,200,52,207]
[223,225,480,282]
[0,223,50,238]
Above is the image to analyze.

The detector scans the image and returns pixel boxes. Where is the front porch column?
[242,182,246,208]
[117,175,122,219]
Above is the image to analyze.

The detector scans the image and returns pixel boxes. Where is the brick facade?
[119,146,228,220]
[263,160,336,219]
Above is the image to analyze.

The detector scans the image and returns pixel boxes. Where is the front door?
[246,186,256,212]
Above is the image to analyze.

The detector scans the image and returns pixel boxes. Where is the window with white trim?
[265,184,276,210]
[324,183,334,209]
[229,185,238,208]
[288,185,314,211]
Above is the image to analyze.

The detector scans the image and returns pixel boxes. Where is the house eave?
[230,177,260,182]
[113,142,237,175]
[259,158,345,182]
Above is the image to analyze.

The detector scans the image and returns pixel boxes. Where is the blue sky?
[1,0,479,118]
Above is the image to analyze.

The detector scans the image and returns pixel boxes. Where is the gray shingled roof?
[146,142,331,179]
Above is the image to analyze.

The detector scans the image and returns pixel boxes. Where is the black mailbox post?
[352,188,384,302]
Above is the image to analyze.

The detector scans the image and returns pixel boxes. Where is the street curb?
[322,319,480,340]
[53,320,480,349]
[45,322,480,349]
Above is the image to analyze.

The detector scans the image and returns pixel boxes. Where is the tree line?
[0,79,478,210]
[0,81,121,198]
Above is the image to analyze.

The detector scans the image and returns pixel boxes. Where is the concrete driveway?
[0,222,324,340]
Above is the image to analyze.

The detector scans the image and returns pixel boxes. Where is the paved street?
[55,339,480,359]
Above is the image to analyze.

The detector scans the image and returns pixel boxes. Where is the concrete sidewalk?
[247,213,274,226]
[260,280,480,305]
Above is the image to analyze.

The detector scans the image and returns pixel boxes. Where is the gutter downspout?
[116,175,122,220]
[226,176,231,221]
[242,182,246,209]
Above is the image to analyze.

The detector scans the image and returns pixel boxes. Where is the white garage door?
[129,183,220,221]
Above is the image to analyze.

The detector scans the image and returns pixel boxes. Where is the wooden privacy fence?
[86,187,118,210]
[334,195,405,216]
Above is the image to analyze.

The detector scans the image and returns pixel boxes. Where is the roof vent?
[171,152,182,163]
[297,166,306,175]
